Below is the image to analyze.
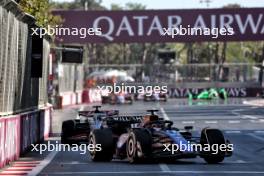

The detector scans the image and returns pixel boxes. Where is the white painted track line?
[225,130,241,134]
[205,120,218,124]
[248,133,264,142]
[254,130,264,134]
[228,120,240,123]
[244,115,258,120]
[182,121,195,124]
[160,107,169,120]
[158,107,170,172]
[159,163,171,172]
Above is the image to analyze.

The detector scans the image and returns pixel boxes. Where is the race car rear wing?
[106,115,143,124]
[78,110,119,117]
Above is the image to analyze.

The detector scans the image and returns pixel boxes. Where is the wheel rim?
[127,138,134,157]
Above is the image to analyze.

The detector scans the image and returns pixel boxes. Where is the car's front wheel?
[200,128,226,164]
[61,120,75,144]
[89,129,113,162]
[126,129,152,163]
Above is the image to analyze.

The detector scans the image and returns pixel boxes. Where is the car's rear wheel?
[163,97,167,102]
[128,97,133,104]
[126,129,152,163]
[200,128,226,164]
[89,129,113,162]
[61,120,75,144]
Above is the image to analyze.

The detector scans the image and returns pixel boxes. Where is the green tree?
[19,0,61,28]
[125,2,146,10]
[51,0,104,10]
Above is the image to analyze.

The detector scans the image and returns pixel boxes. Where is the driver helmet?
[142,114,159,125]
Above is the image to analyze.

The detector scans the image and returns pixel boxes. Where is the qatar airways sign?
[53,8,264,43]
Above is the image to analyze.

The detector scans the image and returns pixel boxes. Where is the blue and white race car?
[61,106,118,144]
[89,110,232,164]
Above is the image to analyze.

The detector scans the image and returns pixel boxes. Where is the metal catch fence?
[0,3,50,115]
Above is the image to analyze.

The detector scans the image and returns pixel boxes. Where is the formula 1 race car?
[102,93,133,105]
[61,106,118,144]
[189,88,228,101]
[89,110,232,164]
[143,93,168,102]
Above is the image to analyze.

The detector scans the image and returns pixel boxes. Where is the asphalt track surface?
[24,99,264,175]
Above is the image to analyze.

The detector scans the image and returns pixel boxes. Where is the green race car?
[189,88,227,101]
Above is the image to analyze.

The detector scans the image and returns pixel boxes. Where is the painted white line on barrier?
[160,107,170,120]
[228,120,240,124]
[248,133,264,142]
[40,171,264,174]
[182,121,195,124]
[27,150,58,176]
[159,163,171,172]
[254,131,264,134]
[205,121,218,124]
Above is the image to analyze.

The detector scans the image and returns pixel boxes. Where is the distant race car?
[102,93,133,104]
[61,106,118,144]
[189,88,227,100]
[143,93,168,102]
[89,110,232,164]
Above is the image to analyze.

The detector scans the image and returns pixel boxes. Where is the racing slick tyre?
[101,96,109,104]
[200,128,226,164]
[143,95,151,102]
[89,129,114,162]
[61,120,75,144]
[128,98,133,104]
[126,129,152,163]
[218,92,225,100]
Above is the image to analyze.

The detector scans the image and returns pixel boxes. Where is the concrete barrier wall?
[43,106,52,139]
[76,90,83,104]
[55,89,101,109]
[169,87,264,98]
[0,118,5,168]
[20,111,40,153]
[0,106,52,169]
[59,92,78,107]
[5,117,20,164]
[57,89,101,108]
[0,116,20,168]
